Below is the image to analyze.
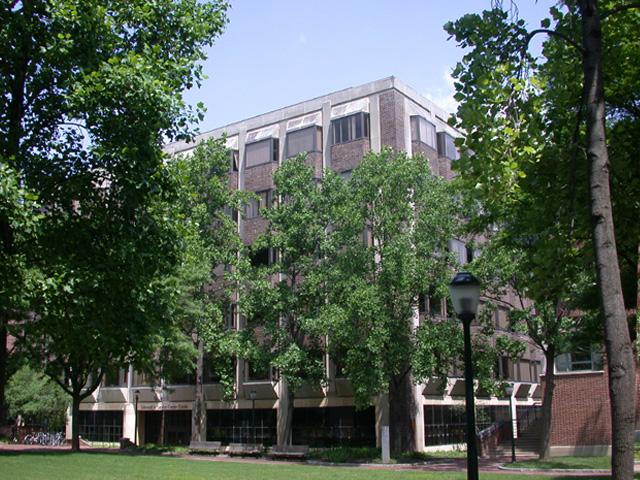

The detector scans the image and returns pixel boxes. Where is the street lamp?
[449,271,481,480]
[134,390,140,446]
[249,390,257,444]
[505,384,516,463]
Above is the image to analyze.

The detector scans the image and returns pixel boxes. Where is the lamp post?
[134,390,140,446]
[449,271,481,480]
[506,384,516,463]
[249,390,257,444]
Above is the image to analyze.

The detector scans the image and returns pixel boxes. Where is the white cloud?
[425,68,458,114]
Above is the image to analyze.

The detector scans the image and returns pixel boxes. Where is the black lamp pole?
[449,271,481,480]
[461,312,479,480]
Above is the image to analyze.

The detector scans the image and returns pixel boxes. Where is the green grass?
[0,451,620,479]
[504,456,611,470]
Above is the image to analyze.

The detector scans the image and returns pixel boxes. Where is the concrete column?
[370,94,381,153]
[122,403,136,443]
[322,101,331,170]
[375,393,389,448]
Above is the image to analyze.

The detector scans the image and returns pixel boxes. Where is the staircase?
[488,418,541,458]
[483,406,543,458]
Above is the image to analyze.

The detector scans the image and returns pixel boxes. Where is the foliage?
[239,155,345,393]
[0,0,229,449]
[6,364,68,430]
[149,138,245,398]
[444,1,639,466]
[324,148,460,407]
[0,162,40,316]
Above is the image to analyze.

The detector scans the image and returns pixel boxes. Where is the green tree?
[0,162,40,424]
[164,138,245,443]
[6,364,68,431]
[0,0,229,451]
[239,155,345,446]
[445,1,639,474]
[324,148,459,455]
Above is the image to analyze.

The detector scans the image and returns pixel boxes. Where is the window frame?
[410,115,437,149]
[245,190,272,219]
[245,138,279,169]
[330,112,370,145]
[285,125,322,158]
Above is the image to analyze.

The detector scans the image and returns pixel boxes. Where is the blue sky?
[185,1,555,133]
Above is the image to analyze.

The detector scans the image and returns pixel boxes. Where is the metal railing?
[292,425,376,447]
[207,426,276,446]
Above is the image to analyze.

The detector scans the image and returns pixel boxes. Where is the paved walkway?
[0,444,624,477]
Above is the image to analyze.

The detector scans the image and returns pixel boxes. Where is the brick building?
[73,77,543,450]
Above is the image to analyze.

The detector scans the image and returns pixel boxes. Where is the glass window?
[246,138,278,168]
[331,113,369,145]
[437,132,459,160]
[410,116,437,149]
[245,190,272,219]
[556,347,604,372]
[286,126,321,158]
[229,150,239,172]
[448,239,467,264]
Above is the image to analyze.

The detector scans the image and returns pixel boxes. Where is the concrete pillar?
[322,101,331,170]
[375,393,389,448]
[369,94,381,153]
[122,403,136,443]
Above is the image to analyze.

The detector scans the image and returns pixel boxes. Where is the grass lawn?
[503,456,611,470]
[0,451,620,480]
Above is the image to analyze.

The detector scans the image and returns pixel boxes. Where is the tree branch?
[600,2,640,20]
[524,29,585,55]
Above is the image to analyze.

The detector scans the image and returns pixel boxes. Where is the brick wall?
[305,151,323,178]
[379,90,406,151]
[244,162,276,192]
[330,138,370,172]
[542,370,611,446]
[242,217,268,246]
[411,141,439,176]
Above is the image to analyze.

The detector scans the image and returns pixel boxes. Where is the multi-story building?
[74,77,543,451]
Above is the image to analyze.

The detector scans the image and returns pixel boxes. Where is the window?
[448,239,467,265]
[229,150,239,172]
[247,361,272,382]
[410,115,437,148]
[331,112,369,145]
[245,190,272,219]
[437,132,459,160]
[495,356,510,379]
[225,304,237,330]
[555,347,603,372]
[203,354,222,384]
[103,367,127,387]
[245,138,278,168]
[286,126,321,158]
[223,205,239,223]
[250,247,275,267]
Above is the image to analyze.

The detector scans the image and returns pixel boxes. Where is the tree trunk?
[388,367,416,457]
[191,339,206,442]
[539,346,556,460]
[159,405,165,446]
[578,2,637,478]
[71,394,81,451]
[277,381,294,446]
